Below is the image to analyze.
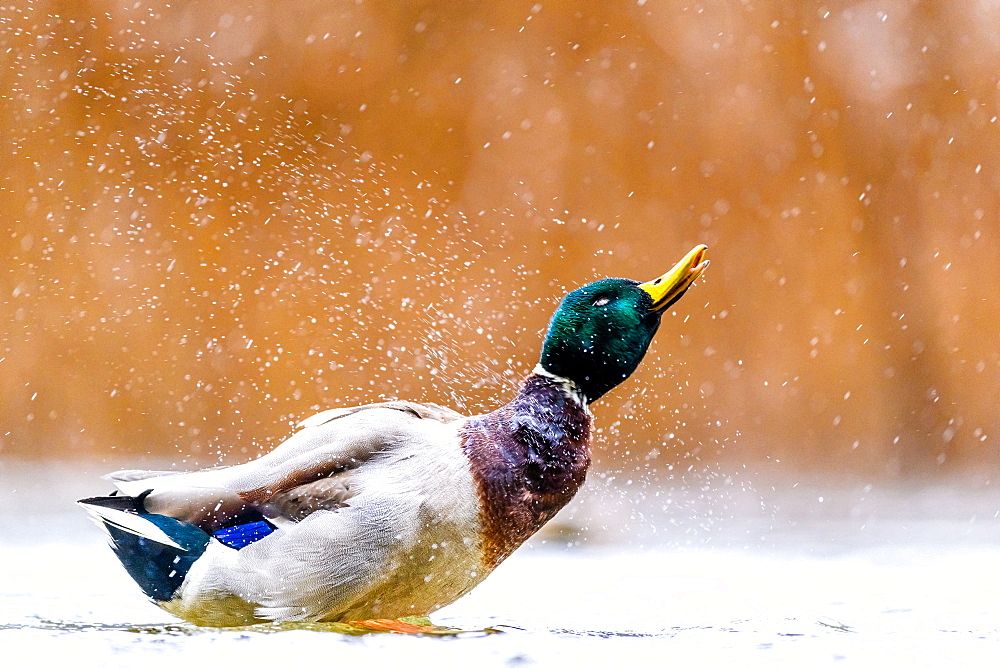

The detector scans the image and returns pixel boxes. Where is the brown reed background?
[2,1,998,479]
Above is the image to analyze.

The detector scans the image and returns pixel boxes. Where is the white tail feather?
[77,502,184,550]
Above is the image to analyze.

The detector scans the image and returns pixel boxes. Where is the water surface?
[3,460,998,666]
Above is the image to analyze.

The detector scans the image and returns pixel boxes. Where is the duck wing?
[105,401,464,532]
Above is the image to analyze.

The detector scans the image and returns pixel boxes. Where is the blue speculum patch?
[212,520,276,549]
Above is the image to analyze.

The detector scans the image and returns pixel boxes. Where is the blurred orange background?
[2,1,998,480]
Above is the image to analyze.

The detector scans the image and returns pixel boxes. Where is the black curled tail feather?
[80,495,210,602]
[78,492,148,514]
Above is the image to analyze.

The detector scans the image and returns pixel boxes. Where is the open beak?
[639,245,710,312]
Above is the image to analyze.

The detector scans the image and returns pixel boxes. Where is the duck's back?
[182,404,489,624]
[88,402,490,625]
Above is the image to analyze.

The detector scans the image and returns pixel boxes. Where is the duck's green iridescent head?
[539,245,709,403]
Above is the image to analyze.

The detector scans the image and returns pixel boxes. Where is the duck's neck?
[461,372,593,567]
[530,363,588,409]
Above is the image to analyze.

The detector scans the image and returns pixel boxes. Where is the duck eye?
[593,297,611,307]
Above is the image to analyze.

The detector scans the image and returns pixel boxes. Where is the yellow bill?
[639,245,709,311]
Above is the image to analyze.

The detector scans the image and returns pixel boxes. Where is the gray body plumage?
[105,402,487,626]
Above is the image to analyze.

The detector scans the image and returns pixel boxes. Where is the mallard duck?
[79,245,709,627]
